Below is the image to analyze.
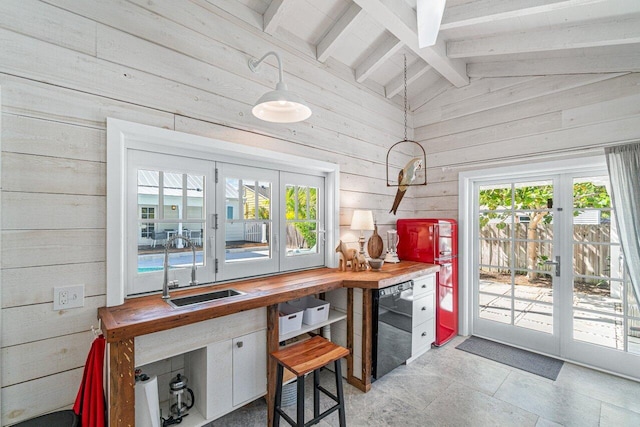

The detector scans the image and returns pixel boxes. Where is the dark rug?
[456,336,564,380]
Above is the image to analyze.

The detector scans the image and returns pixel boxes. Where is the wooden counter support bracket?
[266,304,279,426]
[109,338,135,427]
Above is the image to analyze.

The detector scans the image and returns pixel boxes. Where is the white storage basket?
[288,296,330,325]
[278,303,303,335]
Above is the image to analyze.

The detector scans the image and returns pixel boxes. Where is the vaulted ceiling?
[211,0,640,112]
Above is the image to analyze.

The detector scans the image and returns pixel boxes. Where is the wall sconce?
[248,51,312,123]
[350,210,375,256]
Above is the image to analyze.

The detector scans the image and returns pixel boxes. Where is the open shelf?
[279,308,347,342]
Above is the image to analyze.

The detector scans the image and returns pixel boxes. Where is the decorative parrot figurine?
[389,157,423,215]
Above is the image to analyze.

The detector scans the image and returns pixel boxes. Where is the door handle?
[544,256,561,277]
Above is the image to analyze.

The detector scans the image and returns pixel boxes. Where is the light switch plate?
[53,285,84,310]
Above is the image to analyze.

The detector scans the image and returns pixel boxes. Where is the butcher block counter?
[98,261,438,426]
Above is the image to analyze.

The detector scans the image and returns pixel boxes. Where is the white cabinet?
[136,309,266,427]
[409,274,436,362]
[232,332,267,407]
[185,330,266,424]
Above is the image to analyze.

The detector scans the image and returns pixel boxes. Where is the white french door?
[470,159,640,379]
[474,175,561,356]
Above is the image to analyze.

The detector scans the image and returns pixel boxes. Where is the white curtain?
[605,143,640,307]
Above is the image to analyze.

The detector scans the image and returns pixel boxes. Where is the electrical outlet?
[54,285,85,310]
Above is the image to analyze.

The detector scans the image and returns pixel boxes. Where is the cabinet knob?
[421,306,427,311]
[421,332,427,337]
[236,341,243,348]
[421,284,426,288]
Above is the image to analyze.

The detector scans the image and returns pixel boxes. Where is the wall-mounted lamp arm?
[248,51,284,84]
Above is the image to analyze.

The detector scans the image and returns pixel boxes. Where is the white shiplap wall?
[412,72,640,219]
[0,0,413,423]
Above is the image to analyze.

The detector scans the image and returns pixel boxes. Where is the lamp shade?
[249,51,312,123]
[251,82,312,123]
[350,210,375,231]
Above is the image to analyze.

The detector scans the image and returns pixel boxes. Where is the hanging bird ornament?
[385,55,428,214]
[389,157,423,215]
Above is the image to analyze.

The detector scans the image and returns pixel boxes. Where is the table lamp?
[350,210,375,256]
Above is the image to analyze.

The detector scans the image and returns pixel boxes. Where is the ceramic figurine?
[389,157,423,215]
[335,240,357,272]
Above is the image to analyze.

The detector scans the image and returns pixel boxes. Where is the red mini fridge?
[397,219,458,346]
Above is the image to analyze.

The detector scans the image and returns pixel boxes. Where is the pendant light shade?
[248,51,312,123]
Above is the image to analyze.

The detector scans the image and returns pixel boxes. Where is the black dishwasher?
[371,280,414,380]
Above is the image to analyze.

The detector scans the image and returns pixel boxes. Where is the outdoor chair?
[151,230,167,248]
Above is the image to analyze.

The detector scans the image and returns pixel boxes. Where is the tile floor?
[208,336,640,427]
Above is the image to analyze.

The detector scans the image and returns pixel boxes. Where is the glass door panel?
[475,178,558,354]
[128,151,214,296]
[280,172,325,271]
[568,176,633,353]
[217,164,279,281]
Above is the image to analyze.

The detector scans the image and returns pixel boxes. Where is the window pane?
[513,271,553,303]
[573,310,623,350]
[628,318,640,355]
[479,183,513,210]
[479,269,512,297]
[163,172,183,219]
[286,221,318,256]
[514,301,552,333]
[138,170,159,218]
[573,177,611,209]
[479,294,511,324]
[285,184,319,258]
[137,222,204,273]
[186,174,204,220]
[479,238,511,269]
[225,177,272,263]
[573,278,623,315]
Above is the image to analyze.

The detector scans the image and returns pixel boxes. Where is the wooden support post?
[361,289,373,389]
[109,338,135,426]
[266,304,280,426]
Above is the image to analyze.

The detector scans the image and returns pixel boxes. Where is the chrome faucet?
[162,234,197,300]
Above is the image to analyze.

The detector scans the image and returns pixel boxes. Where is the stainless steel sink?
[167,289,245,308]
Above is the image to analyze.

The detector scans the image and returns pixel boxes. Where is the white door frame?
[458,155,607,337]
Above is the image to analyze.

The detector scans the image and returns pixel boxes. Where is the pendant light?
[248,51,312,123]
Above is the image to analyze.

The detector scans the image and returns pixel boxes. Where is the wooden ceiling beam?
[468,54,640,77]
[353,0,469,87]
[317,4,365,63]
[263,0,293,35]
[448,17,640,58]
[385,61,431,98]
[355,37,403,83]
[440,0,607,30]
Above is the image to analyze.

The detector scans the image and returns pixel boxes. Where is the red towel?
[73,335,106,427]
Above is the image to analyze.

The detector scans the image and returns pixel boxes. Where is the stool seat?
[271,336,350,377]
[271,336,349,427]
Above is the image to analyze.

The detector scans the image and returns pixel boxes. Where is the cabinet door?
[206,340,233,419]
[232,331,267,407]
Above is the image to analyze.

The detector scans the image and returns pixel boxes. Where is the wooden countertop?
[98,261,438,342]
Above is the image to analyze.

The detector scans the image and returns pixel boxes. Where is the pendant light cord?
[404,54,408,142]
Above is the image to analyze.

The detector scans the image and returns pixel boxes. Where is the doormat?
[456,336,564,380]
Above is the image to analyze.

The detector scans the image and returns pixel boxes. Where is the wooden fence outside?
[479,224,611,281]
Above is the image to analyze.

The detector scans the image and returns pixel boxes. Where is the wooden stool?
[271,336,349,427]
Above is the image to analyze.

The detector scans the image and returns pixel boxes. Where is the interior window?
[107,118,338,304]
